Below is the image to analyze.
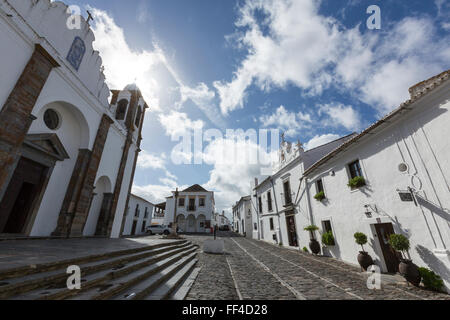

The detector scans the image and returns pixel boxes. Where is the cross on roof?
[86,10,94,24]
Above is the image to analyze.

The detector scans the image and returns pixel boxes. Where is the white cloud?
[304,134,340,150]
[89,7,164,110]
[158,111,204,140]
[136,150,176,180]
[259,105,312,137]
[318,103,362,131]
[203,137,276,213]
[215,0,450,115]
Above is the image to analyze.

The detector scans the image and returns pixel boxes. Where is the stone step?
[3,242,193,300]
[72,247,198,300]
[144,258,198,300]
[117,253,198,300]
[170,266,202,300]
[33,244,197,300]
[0,240,187,281]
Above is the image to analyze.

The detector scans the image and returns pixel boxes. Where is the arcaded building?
[0,0,148,238]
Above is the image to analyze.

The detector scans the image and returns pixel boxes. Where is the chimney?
[254,178,259,187]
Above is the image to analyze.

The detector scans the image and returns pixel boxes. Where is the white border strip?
[226,257,243,301]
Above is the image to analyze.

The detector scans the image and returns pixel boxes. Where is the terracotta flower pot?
[357,251,374,271]
[309,239,321,255]
[399,259,421,287]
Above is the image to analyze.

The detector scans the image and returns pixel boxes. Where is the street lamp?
[172,188,179,236]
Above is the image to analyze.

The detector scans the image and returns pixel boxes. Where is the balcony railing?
[281,193,294,207]
[187,205,196,212]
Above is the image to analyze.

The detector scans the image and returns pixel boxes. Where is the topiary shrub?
[388,234,410,259]
[314,191,326,202]
[348,176,366,189]
[304,225,319,240]
[322,231,335,246]
[418,267,445,292]
[354,232,368,252]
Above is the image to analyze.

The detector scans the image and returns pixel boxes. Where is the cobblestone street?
[186,232,450,301]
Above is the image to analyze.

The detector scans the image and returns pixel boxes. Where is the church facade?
[0,0,147,238]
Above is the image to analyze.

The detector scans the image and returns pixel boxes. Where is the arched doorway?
[186,214,196,233]
[197,214,206,233]
[177,215,186,233]
[83,176,112,236]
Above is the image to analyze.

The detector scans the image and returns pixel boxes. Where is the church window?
[44,109,60,130]
[116,99,128,120]
[135,107,142,127]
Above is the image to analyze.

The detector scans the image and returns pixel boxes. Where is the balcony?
[281,193,294,208]
[187,205,196,212]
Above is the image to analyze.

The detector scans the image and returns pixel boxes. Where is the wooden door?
[0,157,47,234]
[285,214,298,247]
[374,223,400,273]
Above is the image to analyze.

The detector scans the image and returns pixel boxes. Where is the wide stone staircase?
[0,240,199,300]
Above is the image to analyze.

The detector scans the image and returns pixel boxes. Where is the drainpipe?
[304,178,315,227]
[270,178,283,245]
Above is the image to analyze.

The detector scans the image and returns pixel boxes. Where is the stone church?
[0,0,147,238]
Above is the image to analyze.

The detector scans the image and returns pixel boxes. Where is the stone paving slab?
[0,236,178,271]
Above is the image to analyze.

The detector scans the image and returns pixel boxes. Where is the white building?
[122,194,154,236]
[232,196,253,238]
[295,70,450,291]
[0,0,148,238]
[215,211,231,229]
[151,202,166,226]
[164,185,215,233]
[254,134,355,246]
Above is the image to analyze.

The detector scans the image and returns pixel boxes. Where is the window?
[322,220,335,245]
[135,107,142,127]
[188,198,196,211]
[144,207,149,219]
[134,204,140,217]
[283,180,292,205]
[199,198,205,207]
[178,198,185,207]
[116,99,128,120]
[348,160,363,179]
[141,221,146,233]
[44,109,60,130]
[254,223,258,230]
[267,191,273,212]
[316,179,324,194]
[258,196,263,213]
[269,218,274,231]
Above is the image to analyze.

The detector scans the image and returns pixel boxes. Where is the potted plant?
[389,234,421,286]
[354,232,374,271]
[418,267,445,292]
[304,225,320,255]
[347,176,366,189]
[322,231,335,246]
[314,191,326,202]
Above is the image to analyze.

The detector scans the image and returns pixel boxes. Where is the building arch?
[116,99,128,120]
[177,214,186,232]
[32,100,90,151]
[83,175,112,236]
[186,214,196,233]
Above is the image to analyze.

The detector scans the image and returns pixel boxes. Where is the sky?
[64,0,449,219]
